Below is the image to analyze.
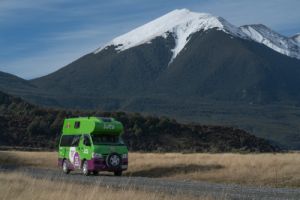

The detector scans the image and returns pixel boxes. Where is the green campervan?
[58,117,128,176]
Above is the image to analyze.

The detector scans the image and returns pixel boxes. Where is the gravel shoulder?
[1,166,300,200]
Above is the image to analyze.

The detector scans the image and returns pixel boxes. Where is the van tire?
[62,160,70,174]
[106,153,122,168]
[114,170,122,176]
[82,160,90,176]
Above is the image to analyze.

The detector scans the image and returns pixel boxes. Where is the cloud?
[0,0,63,20]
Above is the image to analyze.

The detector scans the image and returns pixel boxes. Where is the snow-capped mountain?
[95,9,300,61]
[94,9,247,62]
[240,24,300,59]
[3,9,300,150]
[31,8,300,107]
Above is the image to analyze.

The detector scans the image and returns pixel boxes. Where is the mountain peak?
[240,24,300,59]
[94,9,242,62]
[94,9,299,61]
[291,33,300,44]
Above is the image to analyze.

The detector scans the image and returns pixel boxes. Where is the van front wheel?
[62,160,70,174]
[82,160,90,176]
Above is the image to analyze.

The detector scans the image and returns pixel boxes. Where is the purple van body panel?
[58,158,128,171]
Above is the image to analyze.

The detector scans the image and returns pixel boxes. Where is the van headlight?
[122,154,128,159]
[93,153,103,158]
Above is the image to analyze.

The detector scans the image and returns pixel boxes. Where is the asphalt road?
[1,166,300,200]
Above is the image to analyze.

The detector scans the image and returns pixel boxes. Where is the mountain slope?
[31,29,300,105]
[32,35,175,99]
[158,29,300,103]
[0,71,37,94]
[0,71,61,107]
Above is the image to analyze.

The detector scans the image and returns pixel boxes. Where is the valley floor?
[0,151,299,188]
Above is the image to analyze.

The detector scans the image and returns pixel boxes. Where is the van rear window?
[60,135,80,147]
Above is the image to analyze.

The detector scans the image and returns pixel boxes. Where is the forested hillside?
[0,91,279,152]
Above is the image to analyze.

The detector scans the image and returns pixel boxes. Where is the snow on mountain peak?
[94,9,243,61]
[94,9,300,61]
[240,24,300,59]
[291,33,300,44]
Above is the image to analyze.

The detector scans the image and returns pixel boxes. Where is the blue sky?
[1,0,299,79]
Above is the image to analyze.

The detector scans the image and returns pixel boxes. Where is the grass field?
[0,151,300,187]
[0,172,218,200]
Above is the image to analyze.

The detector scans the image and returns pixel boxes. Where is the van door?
[79,134,92,161]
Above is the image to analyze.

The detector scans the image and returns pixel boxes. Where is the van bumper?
[87,158,128,171]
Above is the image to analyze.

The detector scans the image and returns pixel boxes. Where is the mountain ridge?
[94,9,299,61]
[291,33,300,44]
[240,24,300,59]
[94,9,246,63]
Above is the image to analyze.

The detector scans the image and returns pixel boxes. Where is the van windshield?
[91,134,124,145]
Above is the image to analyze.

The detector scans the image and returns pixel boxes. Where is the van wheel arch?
[62,159,70,174]
[81,159,86,169]
[82,160,90,176]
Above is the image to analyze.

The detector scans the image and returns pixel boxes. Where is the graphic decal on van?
[69,147,76,163]
[69,147,80,167]
[104,124,115,130]
[84,149,89,154]
[74,152,80,167]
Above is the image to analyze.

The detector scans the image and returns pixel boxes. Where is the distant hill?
[0,71,60,107]
[0,91,278,152]
[0,71,37,95]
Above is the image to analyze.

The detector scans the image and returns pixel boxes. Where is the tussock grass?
[0,172,216,200]
[128,153,300,187]
[0,151,55,168]
[0,151,300,187]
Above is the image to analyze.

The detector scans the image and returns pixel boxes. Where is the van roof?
[62,117,123,135]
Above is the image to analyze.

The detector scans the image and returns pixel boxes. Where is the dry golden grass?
[1,151,300,187]
[128,152,300,187]
[0,151,55,168]
[0,172,215,200]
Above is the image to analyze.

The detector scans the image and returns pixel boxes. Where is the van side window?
[74,121,80,129]
[60,135,80,147]
[83,135,91,146]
